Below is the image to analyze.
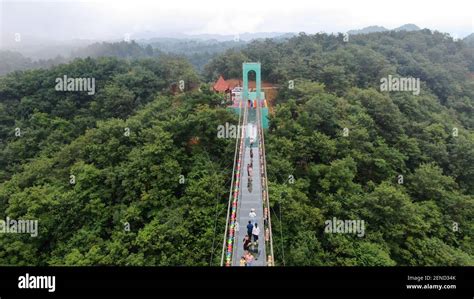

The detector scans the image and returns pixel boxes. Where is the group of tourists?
[240,208,260,266]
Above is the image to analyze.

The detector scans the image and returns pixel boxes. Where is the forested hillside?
[207,29,473,266]
[259,31,473,265]
[0,56,235,265]
[0,29,472,265]
[266,82,473,265]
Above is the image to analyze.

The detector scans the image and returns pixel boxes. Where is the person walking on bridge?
[249,208,257,220]
[252,223,260,244]
[243,235,251,252]
[246,221,253,239]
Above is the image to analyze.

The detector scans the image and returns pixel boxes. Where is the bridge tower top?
[242,62,261,102]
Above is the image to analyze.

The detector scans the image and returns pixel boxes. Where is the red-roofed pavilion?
[213,75,229,92]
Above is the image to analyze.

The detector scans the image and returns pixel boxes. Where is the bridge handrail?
[221,98,248,266]
[256,99,275,266]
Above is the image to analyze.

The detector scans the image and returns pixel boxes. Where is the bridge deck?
[232,110,266,266]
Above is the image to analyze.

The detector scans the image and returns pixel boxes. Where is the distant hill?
[348,25,388,35]
[71,41,155,59]
[0,50,67,76]
[463,33,474,46]
[0,35,94,60]
[139,38,246,54]
[139,38,247,72]
[394,24,421,31]
[136,33,295,71]
[134,32,295,42]
[348,24,421,35]
[0,51,34,75]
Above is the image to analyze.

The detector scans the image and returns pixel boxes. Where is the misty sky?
[1,0,473,44]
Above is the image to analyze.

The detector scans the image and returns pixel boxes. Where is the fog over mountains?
[2,23,470,61]
[0,23,472,76]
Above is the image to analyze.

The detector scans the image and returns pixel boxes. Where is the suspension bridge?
[221,63,274,266]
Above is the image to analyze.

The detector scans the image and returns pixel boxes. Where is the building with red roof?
[213,75,230,92]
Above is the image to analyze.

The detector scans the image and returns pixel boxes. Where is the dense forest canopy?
[0,29,472,265]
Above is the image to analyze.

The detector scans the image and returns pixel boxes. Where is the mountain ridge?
[348,23,421,35]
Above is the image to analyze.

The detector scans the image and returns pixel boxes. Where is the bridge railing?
[220,98,248,266]
[256,99,274,266]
